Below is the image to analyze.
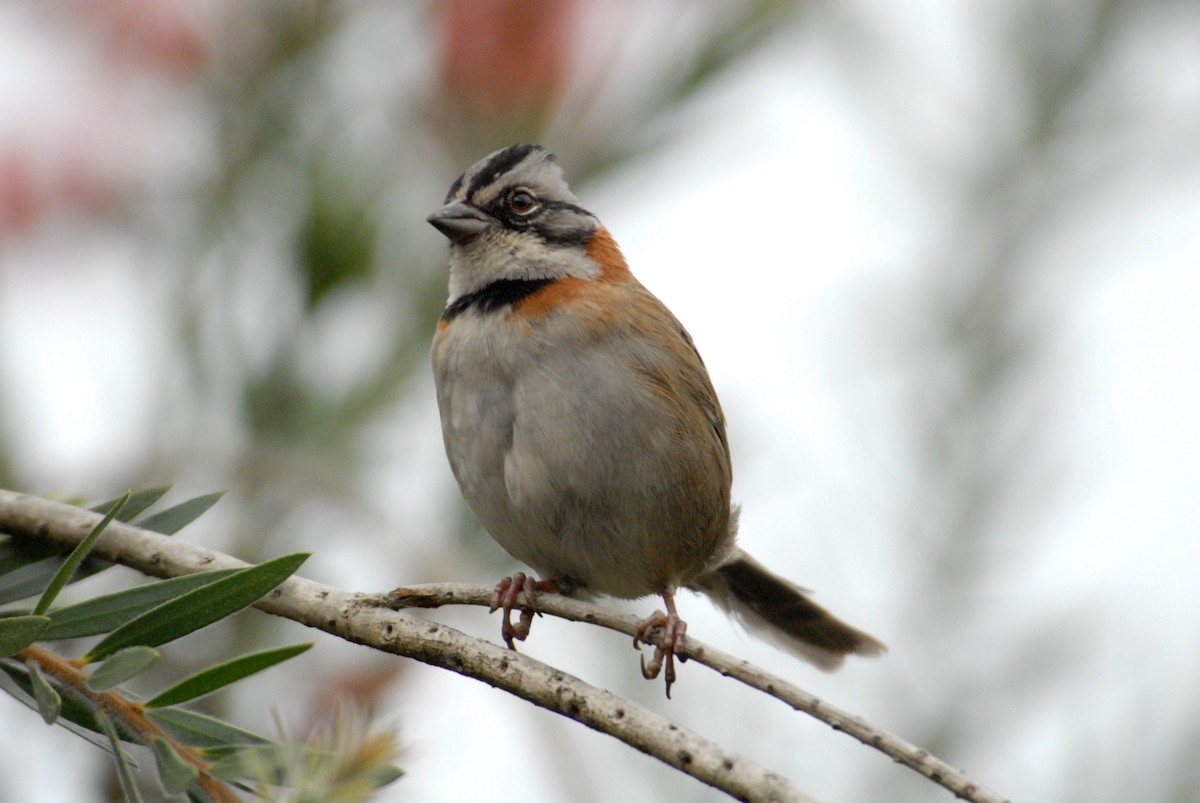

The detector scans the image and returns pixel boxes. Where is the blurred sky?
[2,1,1199,802]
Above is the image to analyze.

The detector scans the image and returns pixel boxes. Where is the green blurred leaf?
[205,739,291,782]
[88,646,160,691]
[98,711,145,803]
[28,661,61,724]
[0,554,117,605]
[0,537,59,576]
[34,492,129,616]
[0,615,50,656]
[209,742,377,789]
[92,486,172,522]
[135,492,224,535]
[147,707,269,749]
[86,553,307,662]
[44,569,240,640]
[373,763,406,787]
[153,735,199,795]
[367,763,405,787]
[0,563,57,605]
[146,642,313,708]
[298,162,379,309]
[207,737,403,790]
[0,538,61,605]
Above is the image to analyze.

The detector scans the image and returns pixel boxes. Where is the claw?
[489,575,512,613]
[489,572,557,651]
[633,590,687,698]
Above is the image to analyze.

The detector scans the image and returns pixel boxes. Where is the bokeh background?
[2,0,1199,801]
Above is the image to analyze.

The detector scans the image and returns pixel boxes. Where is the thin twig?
[0,490,812,803]
[387,584,1010,803]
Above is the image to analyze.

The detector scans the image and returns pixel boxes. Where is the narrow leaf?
[3,553,122,603]
[136,492,224,535]
[86,553,308,661]
[0,559,62,605]
[153,736,198,795]
[28,661,61,724]
[91,486,172,522]
[0,661,107,742]
[88,646,160,691]
[373,763,406,787]
[0,554,119,605]
[146,643,313,708]
[34,492,129,615]
[98,711,145,803]
[0,537,59,576]
[0,615,51,656]
[44,569,240,640]
[147,707,269,749]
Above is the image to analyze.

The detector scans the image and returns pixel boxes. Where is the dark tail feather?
[691,549,885,671]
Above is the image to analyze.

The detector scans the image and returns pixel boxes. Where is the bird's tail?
[691,548,885,671]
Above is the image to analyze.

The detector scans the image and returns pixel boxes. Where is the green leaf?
[0,560,59,605]
[146,643,313,708]
[206,742,305,784]
[98,711,145,803]
[0,554,126,604]
[0,661,108,742]
[207,742,404,789]
[0,537,59,576]
[147,707,269,749]
[88,646,160,691]
[44,569,241,640]
[86,553,308,662]
[136,492,224,535]
[297,162,380,310]
[92,486,172,522]
[373,763,406,787]
[0,615,50,656]
[0,554,122,605]
[152,735,198,795]
[33,492,129,616]
[28,661,61,724]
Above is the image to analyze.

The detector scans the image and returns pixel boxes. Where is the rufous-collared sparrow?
[428,144,883,694]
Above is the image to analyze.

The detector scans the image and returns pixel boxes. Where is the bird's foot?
[634,592,687,698]
[489,572,559,650]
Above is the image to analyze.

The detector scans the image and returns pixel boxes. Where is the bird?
[427,143,884,695]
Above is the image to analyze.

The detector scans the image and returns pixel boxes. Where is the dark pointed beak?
[427,201,497,244]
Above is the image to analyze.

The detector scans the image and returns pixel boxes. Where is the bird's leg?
[489,572,560,651]
[634,588,687,697]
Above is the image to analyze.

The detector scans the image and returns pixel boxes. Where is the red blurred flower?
[436,0,579,128]
[59,0,211,77]
[0,144,126,240]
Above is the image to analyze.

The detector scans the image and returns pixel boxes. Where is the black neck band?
[441,278,555,321]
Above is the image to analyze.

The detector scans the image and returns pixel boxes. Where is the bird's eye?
[508,190,537,215]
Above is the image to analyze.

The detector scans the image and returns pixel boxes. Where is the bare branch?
[1,489,1009,803]
[0,490,811,803]
[389,585,1009,803]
